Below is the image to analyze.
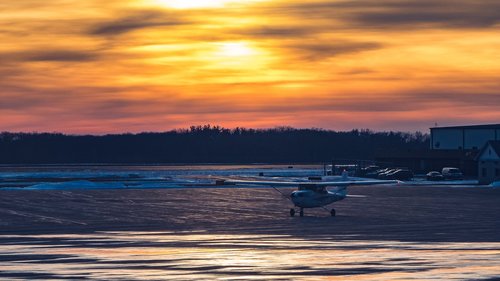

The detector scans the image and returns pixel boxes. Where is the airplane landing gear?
[290,208,304,217]
[291,207,335,217]
[289,208,304,217]
[330,209,336,217]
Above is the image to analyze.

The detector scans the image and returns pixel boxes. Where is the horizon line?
[1,124,429,136]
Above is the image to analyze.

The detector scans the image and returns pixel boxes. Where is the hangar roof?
[431,124,500,130]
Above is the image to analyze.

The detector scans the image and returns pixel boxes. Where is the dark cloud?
[0,85,135,110]
[351,9,500,28]
[287,41,382,60]
[272,0,500,29]
[79,88,500,116]
[403,90,500,107]
[0,50,98,63]
[25,50,97,62]
[241,26,316,38]
[165,87,499,115]
[90,10,188,35]
[321,90,500,113]
[339,68,376,75]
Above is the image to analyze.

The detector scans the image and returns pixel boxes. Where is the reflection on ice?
[1,231,499,280]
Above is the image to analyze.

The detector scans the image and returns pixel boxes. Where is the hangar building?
[376,124,500,176]
[431,124,500,150]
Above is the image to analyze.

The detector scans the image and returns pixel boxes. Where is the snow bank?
[24,180,125,190]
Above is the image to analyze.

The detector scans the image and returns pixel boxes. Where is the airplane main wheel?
[330,209,336,217]
[300,209,304,217]
[290,209,295,217]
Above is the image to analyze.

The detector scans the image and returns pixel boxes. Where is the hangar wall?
[431,125,500,150]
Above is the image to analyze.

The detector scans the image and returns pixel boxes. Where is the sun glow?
[216,42,255,57]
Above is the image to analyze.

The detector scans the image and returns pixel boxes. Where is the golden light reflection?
[1,232,500,280]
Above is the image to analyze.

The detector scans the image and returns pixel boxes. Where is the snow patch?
[489,181,500,188]
[24,180,125,190]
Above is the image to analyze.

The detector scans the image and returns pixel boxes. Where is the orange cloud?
[0,0,499,133]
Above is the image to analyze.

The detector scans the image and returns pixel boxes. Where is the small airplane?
[216,174,399,217]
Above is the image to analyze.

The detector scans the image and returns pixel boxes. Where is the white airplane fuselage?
[290,189,346,208]
[216,177,398,217]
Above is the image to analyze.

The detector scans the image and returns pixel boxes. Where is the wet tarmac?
[1,186,500,280]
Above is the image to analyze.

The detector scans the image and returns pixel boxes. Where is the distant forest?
[0,125,429,164]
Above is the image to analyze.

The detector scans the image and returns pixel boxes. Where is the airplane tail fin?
[341,170,349,181]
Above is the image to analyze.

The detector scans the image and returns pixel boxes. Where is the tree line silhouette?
[0,125,429,164]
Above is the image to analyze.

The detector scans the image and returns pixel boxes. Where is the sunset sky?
[1,0,499,134]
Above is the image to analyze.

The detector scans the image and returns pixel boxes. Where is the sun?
[216,42,254,57]
[203,41,268,72]
[152,0,236,9]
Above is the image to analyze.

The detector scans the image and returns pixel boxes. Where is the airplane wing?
[216,179,399,187]
[216,179,309,186]
[328,180,401,186]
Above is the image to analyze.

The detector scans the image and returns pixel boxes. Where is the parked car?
[426,171,444,181]
[365,168,390,178]
[383,169,414,181]
[359,165,380,177]
[378,168,398,179]
[441,167,463,180]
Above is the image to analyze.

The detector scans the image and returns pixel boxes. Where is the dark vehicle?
[366,167,390,178]
[441,167,463,180]
[382,169,414,181]
[377,169,398,179]
[360,165,380,177]
[426,171,444,181]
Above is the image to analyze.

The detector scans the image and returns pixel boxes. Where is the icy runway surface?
[1,165,500,280]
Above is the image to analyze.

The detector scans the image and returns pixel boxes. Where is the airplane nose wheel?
[330,209,336,217]
[300,208,304,217]
[289,208,295,217]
